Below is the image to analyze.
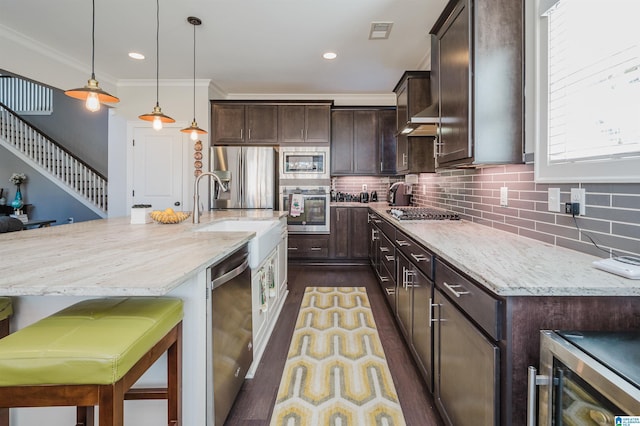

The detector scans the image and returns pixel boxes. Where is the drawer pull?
[235,367,241,378]
[288,247,298,251]
[379,246,389,253]
[380,276,390,282]
[310,247,322,251]
[443,281,470,298]
[395,239,410,247]
[384,288,395,296]
[373,219,382,223]
[385,255,395,262]
[411,253,430,263]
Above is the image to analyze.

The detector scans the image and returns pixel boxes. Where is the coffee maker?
[388,182,411,206]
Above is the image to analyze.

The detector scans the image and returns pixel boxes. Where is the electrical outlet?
[422,184,426,195]
[500,187,508,207]
[570,188,586,215]
[548,188,561,212]
[362,184,367,191]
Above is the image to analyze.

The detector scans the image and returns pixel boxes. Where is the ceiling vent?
[369,22,393,40]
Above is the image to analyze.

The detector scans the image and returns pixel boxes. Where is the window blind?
[545,0,640,163]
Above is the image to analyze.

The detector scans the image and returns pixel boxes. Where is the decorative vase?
[11,185,23,210]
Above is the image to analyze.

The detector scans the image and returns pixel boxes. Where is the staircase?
[0,102,108,216]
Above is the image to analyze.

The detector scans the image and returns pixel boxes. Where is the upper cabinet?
[278,104,331,145]
[394,71,433,135]
[331,107,397,176]
[212,101,331,146]
[432,0,524,168]
[212,103,278,144]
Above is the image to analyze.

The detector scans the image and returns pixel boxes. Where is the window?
[532,0,640,182]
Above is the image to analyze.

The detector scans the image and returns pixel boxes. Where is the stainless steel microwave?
[279,146,330,180]
[528,330,640,426]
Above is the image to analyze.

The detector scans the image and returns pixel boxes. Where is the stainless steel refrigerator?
[210,146,276,209]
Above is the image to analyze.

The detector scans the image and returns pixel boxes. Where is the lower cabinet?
[248,243,288,377]
[329,206,369,260]
[287,234,330,259]
[433,260,500,426]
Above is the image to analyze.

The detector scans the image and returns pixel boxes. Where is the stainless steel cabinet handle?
[428,297,435,327]
[211,259,249,288]
[235,367,241,378]
[248,128,252,140]
[395,239,410,247]
[527,366,549,426]
[379,246,389,252]
[301,129,304,140]
[443,281,470,297]
[288,247,298,251]
[410,253,429,263]
[310,247,322,251]
[380,276,389,282]
[385,255,395,262]
[373,219,382,223]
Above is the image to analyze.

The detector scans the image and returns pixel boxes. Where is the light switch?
[500,187,508,207]
[548,188,561,212]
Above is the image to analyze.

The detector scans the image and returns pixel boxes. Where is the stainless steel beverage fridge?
[210,146,276,209]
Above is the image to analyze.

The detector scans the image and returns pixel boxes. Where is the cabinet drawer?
[379,217,396,241]
[288,235,329,258]
[435,261,501,341]
[395,230,433,280]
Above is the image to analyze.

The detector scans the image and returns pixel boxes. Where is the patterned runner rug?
[270,287,406,426]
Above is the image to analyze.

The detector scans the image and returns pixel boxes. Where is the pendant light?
[181,17,207,141]
[64,0,119,112]
[139,0,175,130]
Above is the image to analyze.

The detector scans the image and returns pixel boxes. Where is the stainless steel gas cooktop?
[387,207,460,221]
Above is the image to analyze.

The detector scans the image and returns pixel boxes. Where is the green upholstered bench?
[0,297,183,426]
[0,297,12,426]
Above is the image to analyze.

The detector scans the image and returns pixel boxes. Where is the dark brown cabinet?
[331,108,396,176]
[278,104,331,145]
[329,207,369,261]
[212,102,278,144]
[432,0,523,167]
[287,234,329,259]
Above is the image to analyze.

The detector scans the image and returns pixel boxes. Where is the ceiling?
[0,0,448,96]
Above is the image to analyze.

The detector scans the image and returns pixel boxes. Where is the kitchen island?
[0,209,287,426]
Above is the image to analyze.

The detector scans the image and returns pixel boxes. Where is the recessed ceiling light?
[128,52,145,60]
[323,52,337,60]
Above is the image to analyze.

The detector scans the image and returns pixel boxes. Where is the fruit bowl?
[150,209,191,224]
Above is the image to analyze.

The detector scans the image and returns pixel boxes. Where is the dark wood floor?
[225,264,444,426]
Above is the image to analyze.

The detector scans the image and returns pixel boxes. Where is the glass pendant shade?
[180,16,207,139]
[140,0,174,130]
[65,0,119,111]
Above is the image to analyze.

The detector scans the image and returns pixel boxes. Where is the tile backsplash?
[331,176,402,201]
[410,164,640,258]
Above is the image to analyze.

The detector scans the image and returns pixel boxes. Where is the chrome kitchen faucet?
[193,172,228,224]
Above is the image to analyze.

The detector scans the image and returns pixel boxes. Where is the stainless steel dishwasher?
[207,244,253,426]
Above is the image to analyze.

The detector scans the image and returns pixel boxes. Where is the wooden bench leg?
[168,323,183,426]
[76,406,95,426]
[0,408,8,426]
[99,382,125,426]
[0,317,10,426]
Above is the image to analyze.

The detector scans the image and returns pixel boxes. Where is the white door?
[132,127,184,210]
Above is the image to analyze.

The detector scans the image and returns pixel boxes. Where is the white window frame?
[530,0,640,183]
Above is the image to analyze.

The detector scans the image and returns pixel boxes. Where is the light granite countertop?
[369,205,640,297]
[0,210,287,296]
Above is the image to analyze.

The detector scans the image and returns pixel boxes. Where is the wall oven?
[280,186,330,234]
[528,330,640,426]
[279,146,330,180]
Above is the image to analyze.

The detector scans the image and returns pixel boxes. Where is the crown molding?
[223,92,396,106]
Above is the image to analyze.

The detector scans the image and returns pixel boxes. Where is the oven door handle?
[527,366,551,426]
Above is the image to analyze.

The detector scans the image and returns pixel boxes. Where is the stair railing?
[0,102,107,213]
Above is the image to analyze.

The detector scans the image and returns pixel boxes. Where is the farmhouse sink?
[195,219,283,268]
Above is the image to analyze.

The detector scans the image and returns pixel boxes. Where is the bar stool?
[0,297,12,426]
[0,297,183,426]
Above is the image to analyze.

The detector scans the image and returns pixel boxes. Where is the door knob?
[174,201,181,206]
